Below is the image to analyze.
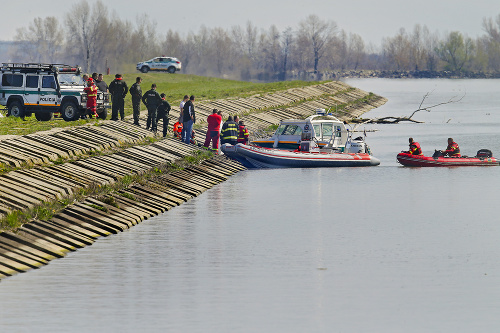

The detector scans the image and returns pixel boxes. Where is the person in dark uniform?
[220,115,238,145]
[156,93,171,137]
[142,83,162,132]
[108,74,128,121]
[129,77,143,126]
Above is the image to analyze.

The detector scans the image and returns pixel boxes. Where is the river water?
[2,79,500,332]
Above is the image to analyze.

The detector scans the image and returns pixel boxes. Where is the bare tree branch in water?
[354,90,466,124]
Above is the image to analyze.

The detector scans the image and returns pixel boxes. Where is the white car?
[136,57,182,73]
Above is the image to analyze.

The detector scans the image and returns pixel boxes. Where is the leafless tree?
[14,16,64,63]
[65,0,112,73]
[297,15,337,72]
[281,27,294,80]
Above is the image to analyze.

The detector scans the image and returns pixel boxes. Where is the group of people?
[201,111,249,152]
[81,73,251,146]
[407,137,461,157]
[82,72,108,119]
[172,105,250,151]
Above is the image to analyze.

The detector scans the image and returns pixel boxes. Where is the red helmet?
[87,78,94,82]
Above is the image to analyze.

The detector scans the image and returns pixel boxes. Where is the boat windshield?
[275,125,287,135]
[322,123,333,139]
[275,124,303,136]
[282,125,302,135]
[313,124,321,138]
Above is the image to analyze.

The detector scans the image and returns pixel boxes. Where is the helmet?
[87,78,94,82]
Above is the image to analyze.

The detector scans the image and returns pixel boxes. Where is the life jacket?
[445,142,461,157]
[409,141,422,155]
[237,125,249,143]
[84,85,97,98]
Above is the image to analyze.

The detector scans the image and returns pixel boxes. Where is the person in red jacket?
[237,120,249,144]
[204,108,222,151]
[84,78,98,118]
[408,137,422,155]
[442,138,461,157]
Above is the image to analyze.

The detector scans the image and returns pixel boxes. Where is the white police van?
[136,57,182,73]
[0,63,110,121]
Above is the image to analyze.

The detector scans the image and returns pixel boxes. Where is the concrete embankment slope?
[0,80,387,280]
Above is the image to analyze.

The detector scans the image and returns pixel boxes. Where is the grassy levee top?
[0,73,327,136]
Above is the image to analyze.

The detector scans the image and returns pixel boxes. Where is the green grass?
[0,73,325,136]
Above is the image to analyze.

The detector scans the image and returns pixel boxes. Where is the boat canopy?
[252,114,348,150]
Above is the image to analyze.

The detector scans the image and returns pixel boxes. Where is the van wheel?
[167,66,176,73]
[8,101,25,118]
[141,66,149,73]
[61,101,79,121]
[35,112,53,121]
[97,108,107,120]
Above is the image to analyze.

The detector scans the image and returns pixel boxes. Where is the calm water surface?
[1,79,500,332]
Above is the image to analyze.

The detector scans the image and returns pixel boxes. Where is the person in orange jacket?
[173,121,183,139]
[84,78,98,118]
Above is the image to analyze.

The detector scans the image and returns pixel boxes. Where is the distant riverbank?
[285,70,500,81]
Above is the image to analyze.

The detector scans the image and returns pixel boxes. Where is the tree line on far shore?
[10,0,500,81]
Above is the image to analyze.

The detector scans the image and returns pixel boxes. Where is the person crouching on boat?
[237,120,250,145]
[407,137,423,155]
[442,138,461,157]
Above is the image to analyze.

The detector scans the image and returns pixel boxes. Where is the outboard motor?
[346,136,367,154]
[432,150,444,158]
[476,149,493,158]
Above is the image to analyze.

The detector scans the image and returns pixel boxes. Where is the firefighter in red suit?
[84,78,98,118]
[237,120,250,144]
[173,121,183,139]
[442,138,461,157]
[408,137,422,155]
[204,108,222,151]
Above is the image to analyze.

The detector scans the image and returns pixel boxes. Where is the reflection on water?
[2,79,500,332]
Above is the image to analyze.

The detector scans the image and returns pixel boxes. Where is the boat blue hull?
[222,144,380,169]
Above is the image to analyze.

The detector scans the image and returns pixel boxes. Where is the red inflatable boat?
[397,150,500,167]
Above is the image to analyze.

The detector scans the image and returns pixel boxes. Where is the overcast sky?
[1,0,498,47]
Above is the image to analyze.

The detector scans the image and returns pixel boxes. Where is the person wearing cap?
[108,73,128,121]
[142,83,162,132]
[84,78,98,118]
[156,93,171,137]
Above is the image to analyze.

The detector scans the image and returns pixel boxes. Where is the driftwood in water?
[351,91,465,124]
